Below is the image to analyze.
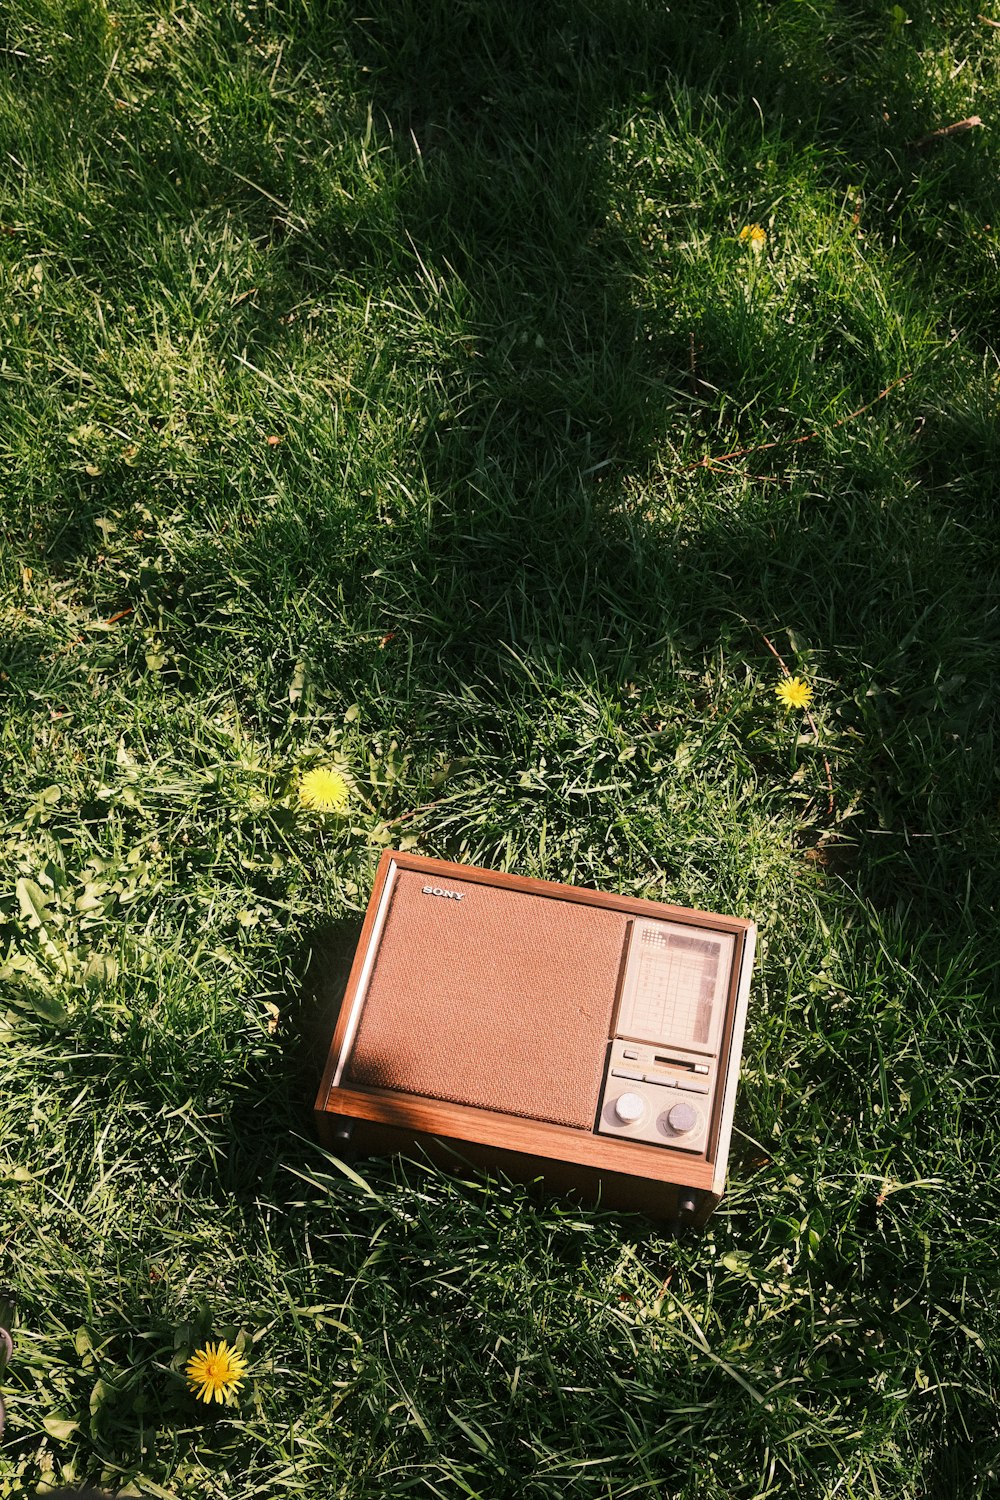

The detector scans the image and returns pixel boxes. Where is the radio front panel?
[596,919,736,1153]
[316,851,756,1224]
[339,866,627,1127]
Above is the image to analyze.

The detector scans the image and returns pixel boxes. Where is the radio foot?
[676,1190,700,1229]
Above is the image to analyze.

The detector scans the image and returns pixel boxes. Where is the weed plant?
[1,1,999,1496]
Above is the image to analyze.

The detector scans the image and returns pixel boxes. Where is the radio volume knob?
[666,1102,699,1134]
[614,1091,646,1124]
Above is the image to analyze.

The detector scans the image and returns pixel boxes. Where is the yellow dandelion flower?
[298,766,350,813]
[185,1340,248,1405]
[775,677,813,710]
[738,224,767,250]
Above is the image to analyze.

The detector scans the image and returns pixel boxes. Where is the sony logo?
[422,885,465,901]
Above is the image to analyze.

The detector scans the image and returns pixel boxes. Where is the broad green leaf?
[1,979,67,1025]
[83,953,119,989]
[43,1414,78,1441]
[75,882,109,913]
[16,878,50,929]
[14,879,68,969]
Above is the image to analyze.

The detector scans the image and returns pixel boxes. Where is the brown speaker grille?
[344,869,628,1129]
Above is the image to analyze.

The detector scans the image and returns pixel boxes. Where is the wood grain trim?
[380,850,753,936]
[315,1117,722,1222]
[320,1084,717,1191]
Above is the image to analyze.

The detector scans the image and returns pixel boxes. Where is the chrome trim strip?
[330,860,399,1090]
[711,923,757,1197]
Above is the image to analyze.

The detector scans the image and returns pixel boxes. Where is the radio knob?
[614,1091,646,1124]
[666,1102,699,1134]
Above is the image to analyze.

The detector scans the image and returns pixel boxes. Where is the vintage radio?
[315,851,756,1226]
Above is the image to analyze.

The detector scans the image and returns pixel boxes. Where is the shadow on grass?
[5,2,995,1003]
[5,0,996,1036]
[275,0,997,913]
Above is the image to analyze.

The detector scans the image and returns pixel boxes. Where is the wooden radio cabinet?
[315,851,755,1226]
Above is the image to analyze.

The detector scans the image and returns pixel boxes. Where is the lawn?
[1,1,999,1496]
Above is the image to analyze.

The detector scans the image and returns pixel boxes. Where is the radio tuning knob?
[666,1102,699,1134]
[614,1092,646,1124]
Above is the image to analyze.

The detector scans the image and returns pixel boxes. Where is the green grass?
[2,0,999,1495]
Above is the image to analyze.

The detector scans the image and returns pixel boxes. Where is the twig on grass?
[382,787,473,829]
[909,116,982,148]
[761,632,835,816]
[677,374,912,475]
[384,795,451,827]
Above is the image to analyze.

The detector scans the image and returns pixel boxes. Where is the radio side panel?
[711,923,757,1199]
